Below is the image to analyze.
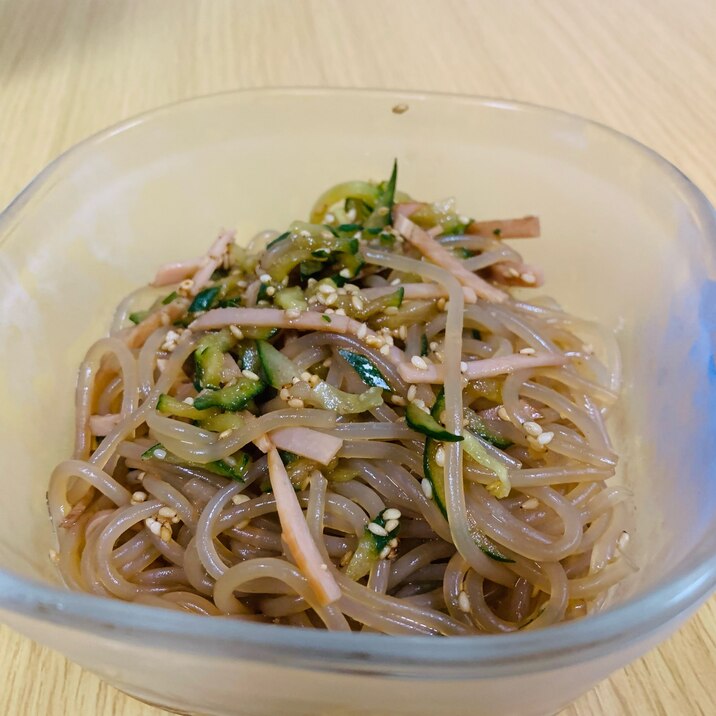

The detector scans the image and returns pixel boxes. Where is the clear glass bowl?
[1,88,715,716]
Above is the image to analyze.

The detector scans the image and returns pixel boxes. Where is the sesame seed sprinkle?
[411,355,428,370]
[288,398,305,409]
[537,431,554,446]
[383,508,402,521]
[231,494,251,506]
[458,591,471,613]
[521,497,539,510]
[242,369,260,381]
[367,522,388,537]
[384,518,400,533]
[519,347,536,355]
[259,273,272,284]
[421,478,433,499]
[523,421,543,437]
[497,406,510,421]
[407,385,417,402]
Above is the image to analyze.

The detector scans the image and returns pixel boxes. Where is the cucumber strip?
[194,329,237,390]
[193,378,265,411]
[266,231,291,249]
[423,437,448,518]
[344,507,400,580]
[462,431,511,498]
[128,310,149,325]
[161,291,178,305]
[292,381,383,415]
[241,326,279,340]
[141,442,250,481]
[156,394,219,421]
[256,340,299,388]
[364,160,397,230]
[405,403,463,442]
[274,286,308,312]
[473,532,515,563]
[198,412,245,433]
[464,409,514,449]
[188,286,220,313]
[337,349,391,390]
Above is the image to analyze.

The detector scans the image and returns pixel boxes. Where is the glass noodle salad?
[48,162,632,634]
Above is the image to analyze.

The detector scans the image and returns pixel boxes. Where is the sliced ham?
[393,207,507,303]
[398,352,567,384]
[467,216,541,239]
[124,301,188,349]
[267,447,341,606]
[270,427,343,465]
[151,229,235,296]
[360,282,477,304]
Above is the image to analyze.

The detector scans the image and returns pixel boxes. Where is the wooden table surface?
[1,1,715,714]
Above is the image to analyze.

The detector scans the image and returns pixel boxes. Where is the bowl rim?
[1,86,715,676]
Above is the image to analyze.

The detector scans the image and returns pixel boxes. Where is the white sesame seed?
[339,268,352,278]
[390,278,401,286]
[383,508,402,521]
[285,308,301,319]
[182,397,195,405]
[318,283,336,295]
[160,524,173,542]
[309,374,320,386]
[497,406,510,421]
[231,494,251,506]
[135,471,145,483]
[398,325,408,340]
[344,283,359,294]
[460,361,468,373]
[171,516,180,524]
[279,387,290,401]
[291,376,300,384]
[390,394,407,406]
[351,295,364,311]
[617,531,630,551]
[325,307,335,314]
[326,293,339,306]
[300,371,312,382]
[519,347,537,355]
[259,273,272,284]
[357,322,368,339]
[435,446,445,467]
[288,398,305,409]
[458,590,471,613]
[242,369,260,381]
[411,355,428,370]
[388,538,398,548]
[219,429,234,439]
[380,344,391,356]
[521,498,539,510]
[421,478,433,499]
[229,325,244,340]
[307,278,318,288]
[131,491,147,504]
[407,385,417,402]
[378,546,391,560]
[366,335,383,348]
[153,448,167,460]
[265,286,276,296]
[526,435,546,452]
[325,213,335,223]
[367,522,389,537]
[521,272,536,285]
[145,518,162,536]
[158,506,177,519]
[523,421,543,437]
[335,308,346,316]
[537,431,554,446]
[429,341,439,352]
[384,518,400,533]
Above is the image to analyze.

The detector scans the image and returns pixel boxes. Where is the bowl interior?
[1,88,715,614]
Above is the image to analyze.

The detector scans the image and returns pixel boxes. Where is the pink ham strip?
[152,258,203,286]
[89,413,122,436]
[188,230,236,296]
[398,352,567,384]
[124,301,188,349]
[269,427,343,465]
[267,447,341,606]
[151,229,235,296]
[467,216,541,239]
[393,207,507,303]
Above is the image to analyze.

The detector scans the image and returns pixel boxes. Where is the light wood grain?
[1,1,715,714]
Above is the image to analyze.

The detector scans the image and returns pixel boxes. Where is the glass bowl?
[1,88,715,716]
